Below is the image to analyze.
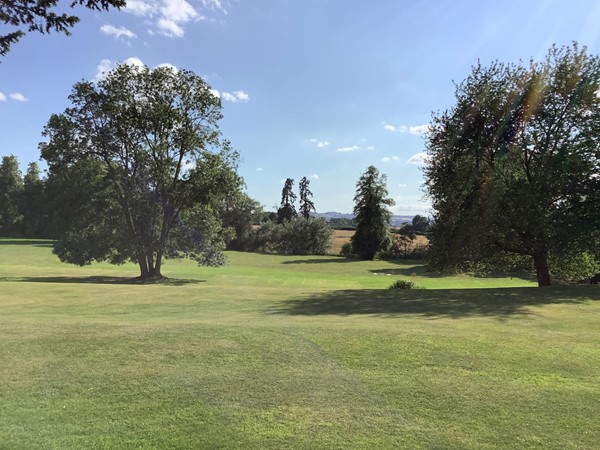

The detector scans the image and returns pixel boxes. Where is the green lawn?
[0,239,598,449]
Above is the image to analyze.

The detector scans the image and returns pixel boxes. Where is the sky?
[2,0,600,215]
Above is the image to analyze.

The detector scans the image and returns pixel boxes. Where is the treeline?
[0,156,47,237]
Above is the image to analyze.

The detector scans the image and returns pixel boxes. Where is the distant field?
[329,229,428,255]
[1,239,599,449]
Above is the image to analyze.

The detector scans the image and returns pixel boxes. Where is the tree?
[277,178,297,223]
[0,155,23,235]
[40,63,242,279]
[425,43,600,287]
[351,166,395,260]
[1,0,125,57]
[298,176,315,219]
[220,191,263,251]
[20,161,47,237]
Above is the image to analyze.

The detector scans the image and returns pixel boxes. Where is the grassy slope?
[0,239,599,449]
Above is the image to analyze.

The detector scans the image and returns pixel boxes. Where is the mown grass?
[0,239,599,449]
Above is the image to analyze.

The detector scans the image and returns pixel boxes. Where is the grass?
[0,239,599,448]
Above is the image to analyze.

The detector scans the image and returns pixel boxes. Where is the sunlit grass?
[0,239,598,448]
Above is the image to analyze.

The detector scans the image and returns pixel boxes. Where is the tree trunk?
[154,250,163,278]
[138,255,149,279]
[533,252,551,287]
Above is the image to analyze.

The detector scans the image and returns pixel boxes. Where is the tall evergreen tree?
[298,176,315,219]
[351,166,395,260]
[277,178,297,223]
[0,155,23,235]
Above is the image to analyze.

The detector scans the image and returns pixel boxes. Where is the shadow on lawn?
[0,239,53,248]
[0,275,204,286]
[268,286,600,318]
[282,257,354,264]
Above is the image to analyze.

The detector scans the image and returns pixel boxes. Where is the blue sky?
[2,0,600,214]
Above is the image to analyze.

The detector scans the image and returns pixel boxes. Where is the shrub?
[248,218,332,255]
[388,279,424,289]
[340,241,354,257]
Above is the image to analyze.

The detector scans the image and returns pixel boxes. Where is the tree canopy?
[277,178,297,223]
[298,176,315,219]
[1,0,125,57]
[351,166,395,260]
[40,63,242,279]
[425,43,600,286]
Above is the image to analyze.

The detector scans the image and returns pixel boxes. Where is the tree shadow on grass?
[282,257,354,264]
[268,286,600,319]
[0,239,53,248]
[0,275,204,286]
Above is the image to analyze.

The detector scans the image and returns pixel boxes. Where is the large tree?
[298,176,315,219]
[41,63,242,279]
[425,43,600,286]
[1,0,125,57]
[277,178,297,223]
[351,166,395,260]
[0,155,23,235]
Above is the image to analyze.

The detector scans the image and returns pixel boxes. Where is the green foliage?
[401,214,431,235]
[0,0,125,57]
[0,155,23,235]
[328,217,356,229]
[425,43,600,287]
[251,217,332,255]
[277,178,297,223]
[220,191,263,251]
[340,241,354,257]
[351,166,395,260]
[40,64,241,278]
[550,251,600,283]
[19,162,47,237]
[379,230,427,259]
[388,279,423,289]
[298,176,316,219]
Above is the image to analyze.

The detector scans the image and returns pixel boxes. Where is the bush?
[388,279,424,289]
[248,218,332,255]
[340,241,354,257]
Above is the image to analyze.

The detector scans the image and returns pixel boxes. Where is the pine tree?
[277,178,297,223]
[298,176,315,219]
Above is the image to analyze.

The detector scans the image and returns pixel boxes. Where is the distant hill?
[315,212,417,227]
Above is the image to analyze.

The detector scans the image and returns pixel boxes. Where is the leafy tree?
[20,161,47,237]
[220,191,263,251]
[277,177,297,223]
[0,155,23,235]
[1,0,125,57]
[351,166,395,260]
[407,214,430,234]
[328,217,356,229]
[298,176,315,219]
[425,43,600,286]
[40,63,242,279]
[251,217,332,255]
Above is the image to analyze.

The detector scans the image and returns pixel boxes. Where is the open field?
[329,229,428,255]
[1,239,599,449]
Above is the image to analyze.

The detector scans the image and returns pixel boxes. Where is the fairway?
[1,240,599,449]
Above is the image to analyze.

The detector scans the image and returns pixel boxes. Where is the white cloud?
[10,92,28,102]
[0,92,6,101]
[155,62,178,72]
[222,90,249,103]
[257,167,263,171]
[94,57,176,82]
[124,0,157,16]
[407,152,431,165]
[398,183,407,187]
[310,173,319,180]
[209,89,220,98]
[381,157,391,163]
[392,203,431,214]
[383,124,396,132]
[202,0,227,13]
[161,0,198,22]
[398,125,408,133]
[409,124,430,135]
[366,145,375,151]
[337,145,360,153]
[157,18,185,37]
[100,24,137,39]
[308,138,329,148]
